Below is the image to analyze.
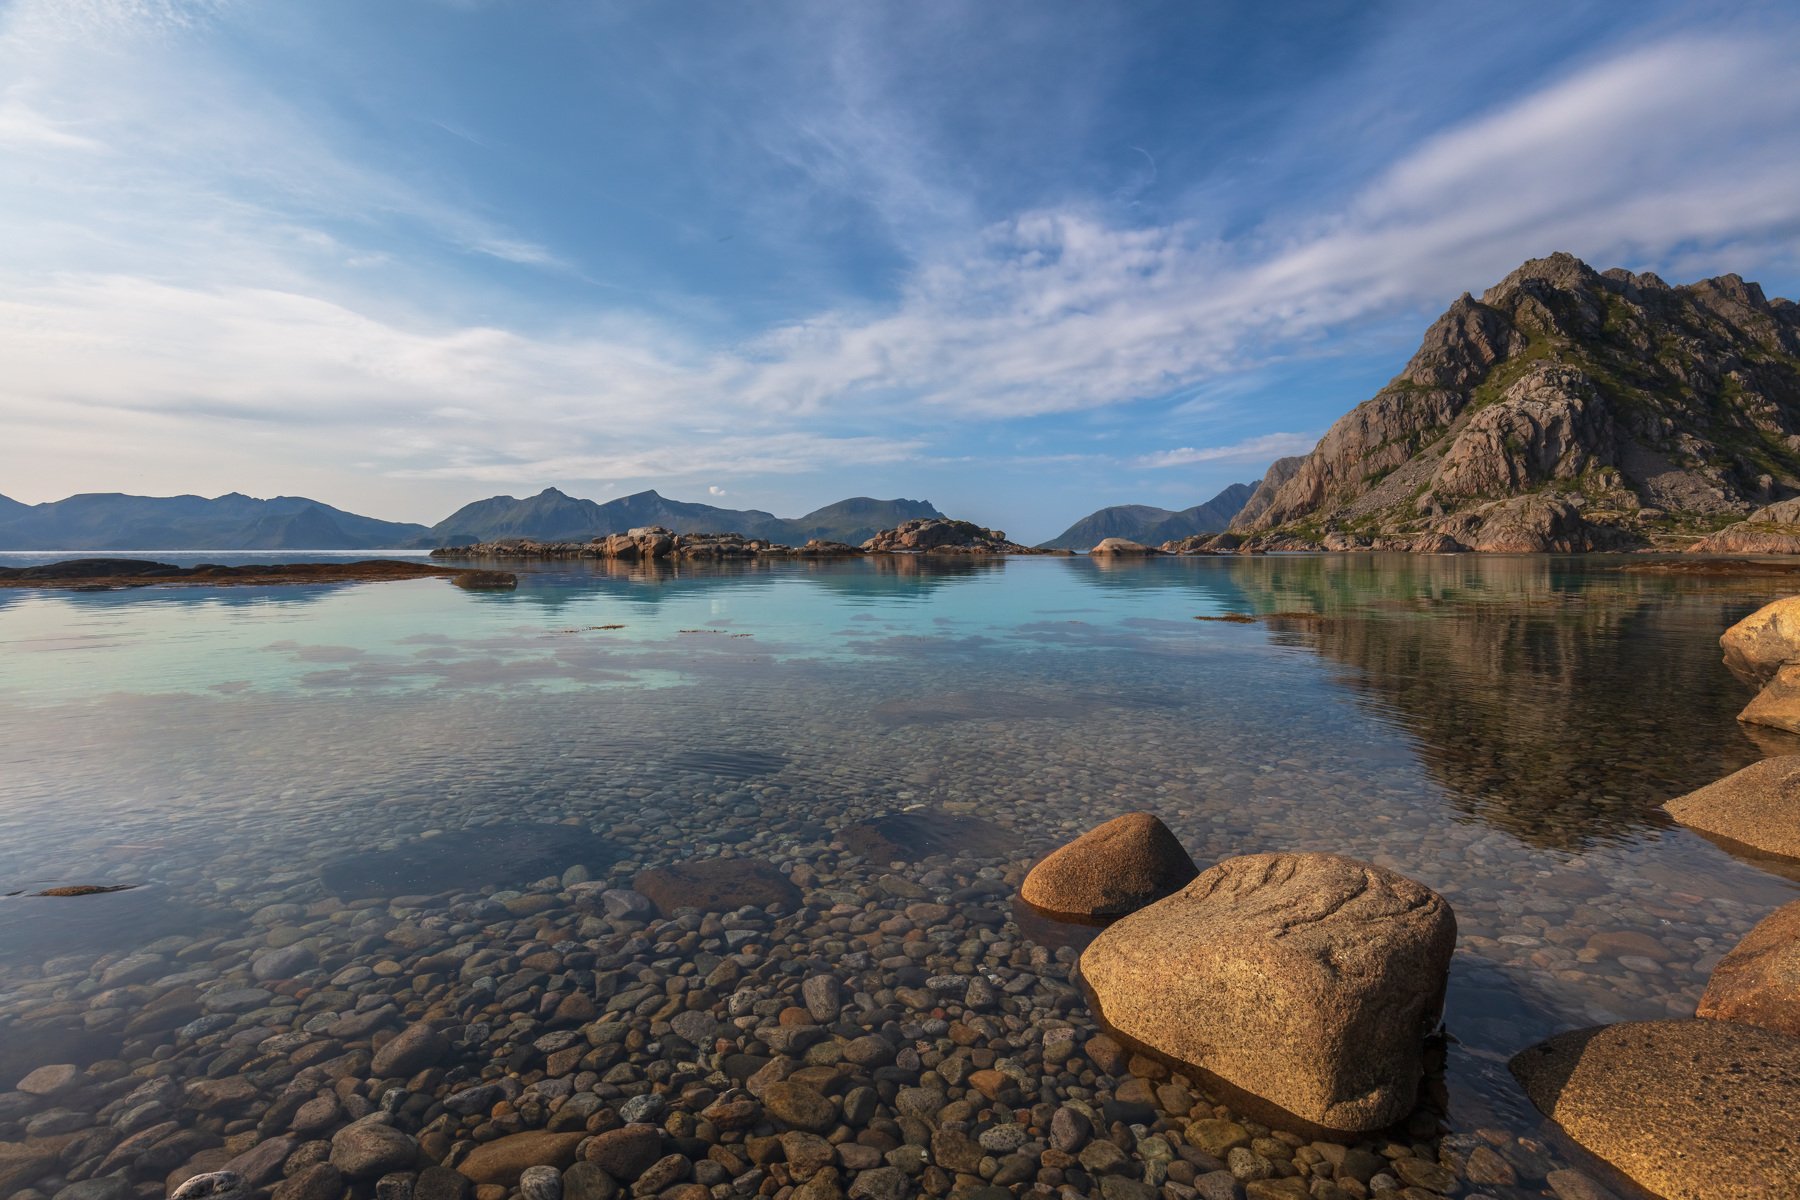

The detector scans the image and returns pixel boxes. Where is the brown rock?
[1737,662,1800,733]
[371,1022,449,1077]
[1691,500,1800,555]
[1581,930,1672,963]
[1080,852,1455,1135]
[457,1131,585,1185]
[1664,756,1800,862]
[1088,538,1159,556]
[760,1081,836,1133]
[1697,898,1800,1035]
[582,1124,662,1180]
[1020,812,1198,919]
[1720,594,1800,686]
[1511,1019,1800,1200]
[632,857,800,917]
[0,1139,62,1193]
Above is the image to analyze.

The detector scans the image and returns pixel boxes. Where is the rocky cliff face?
[1227,254,1800,551]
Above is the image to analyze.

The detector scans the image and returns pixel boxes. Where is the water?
[1,552,1795,1194]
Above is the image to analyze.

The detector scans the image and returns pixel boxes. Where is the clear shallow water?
[2,553,1797,1193]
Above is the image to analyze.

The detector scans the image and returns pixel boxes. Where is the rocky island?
[434,520,1062,562]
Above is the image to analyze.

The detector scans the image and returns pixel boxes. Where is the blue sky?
[3,1,1800,541]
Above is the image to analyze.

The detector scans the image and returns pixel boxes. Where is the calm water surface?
[1,553,1796,1191]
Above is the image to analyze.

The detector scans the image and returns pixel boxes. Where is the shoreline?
[0,559,514,591]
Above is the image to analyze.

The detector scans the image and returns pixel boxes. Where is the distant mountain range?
[0,492,430,551]
[1038,482,1256,550]
[426,489,942,547]
[0,487,947,551]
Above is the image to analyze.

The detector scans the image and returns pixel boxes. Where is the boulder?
[1088,538,1159,556]
[456,1131,586,1185]
[1510,1020,1800,1200]
[1736,663,1800,733]
[1079,852,1455,1135]
[370,1022,449,1078]
[1020,812,1199,919]
[1696,898,1800,1035]
[1664,756,1800,862]
[1719,594,1800,687]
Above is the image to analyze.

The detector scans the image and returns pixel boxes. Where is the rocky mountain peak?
[1228,253,1800,551]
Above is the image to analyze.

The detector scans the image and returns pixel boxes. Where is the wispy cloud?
[1135,434,1319,469]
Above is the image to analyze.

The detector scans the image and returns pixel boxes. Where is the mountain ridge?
[0,492,430,551]
[1039,482,1255,550]
[424,489,943,547]
[0,488,951,551]
[1222,253,1800,552]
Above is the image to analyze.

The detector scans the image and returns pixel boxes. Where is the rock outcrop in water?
[1079,852,1456,1135]
[434,527,862,561]
[861,519,1058,555]
[1697,898,1800,1036]
[1718,595,1800,732]
[1226,253,1800,551]
[1664,756,1800,862]
[1510,1020,1800,1200]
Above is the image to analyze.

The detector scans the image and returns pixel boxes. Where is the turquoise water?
[1,553,1796,1178]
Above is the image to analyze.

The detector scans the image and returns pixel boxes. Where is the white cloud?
[2,12,1800,510]
[1136,434,1319,470]
[708,485,726,496]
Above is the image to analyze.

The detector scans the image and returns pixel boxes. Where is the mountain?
[425,488,944,546]
[1039,482,1255,551]
[1228,253,1800,551]
[0,492,429,551]
[778,497,943,546]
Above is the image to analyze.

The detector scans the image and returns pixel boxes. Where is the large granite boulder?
[1510,1020,1800,1200]
[1664,757,1800,862]
[1697,899,1800,1035]
[1088,538,1160,556]
[1719,594,1800,687]
[1079,852,1455,1135]
[1020,812,1198,919]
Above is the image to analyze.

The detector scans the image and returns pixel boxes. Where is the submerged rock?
[1697,898,1800,1035]
[320,823,619,898]
[631,856,800,917]
[839,811,1016,863]
[1020,811,1198,919]
[455,1131,585,1185]
[1664,756,1800,862]
[1080,852,1455,1135]
[1510,1020,1800,1200]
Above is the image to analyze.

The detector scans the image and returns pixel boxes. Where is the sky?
[3,1,1800,542]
